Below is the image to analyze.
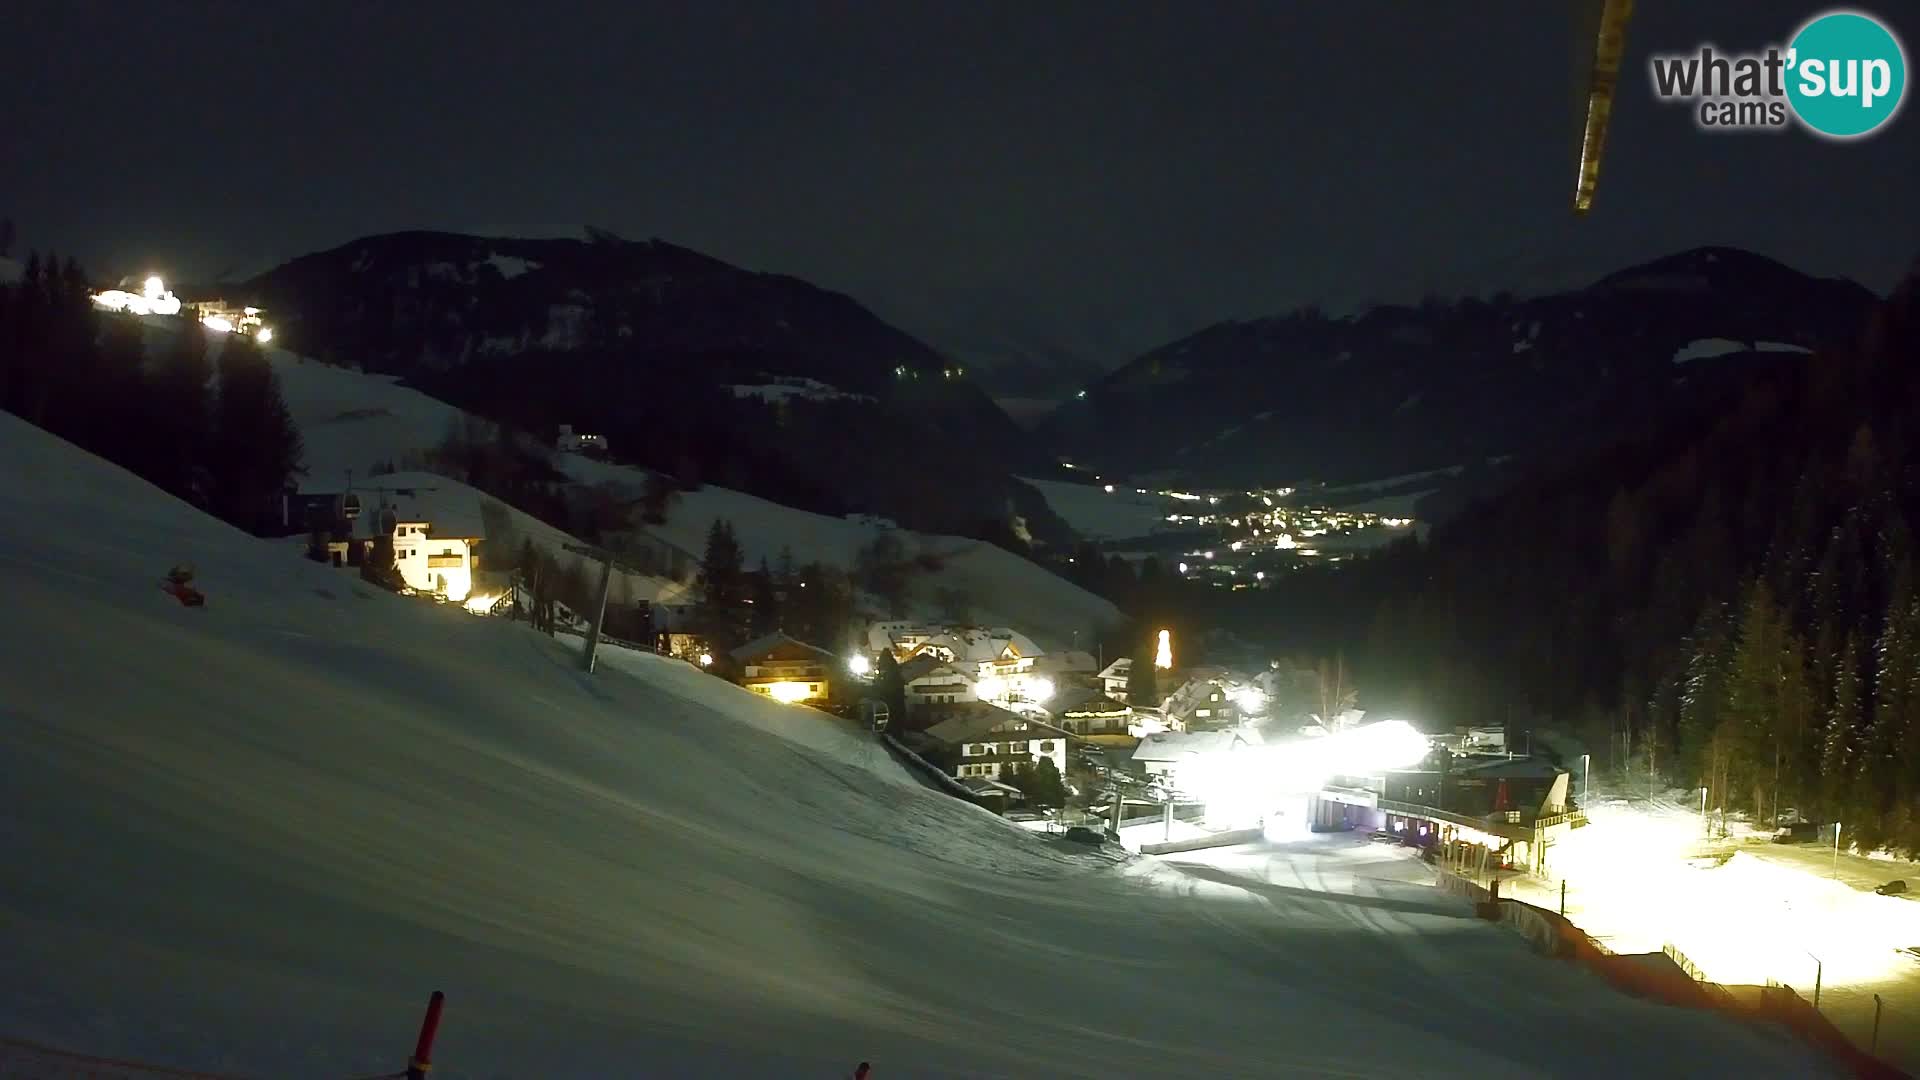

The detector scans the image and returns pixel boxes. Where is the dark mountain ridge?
[1041,247,1878,501]
[237,230,1068,545]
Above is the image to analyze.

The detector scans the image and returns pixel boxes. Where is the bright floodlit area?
[1501,789,1920,1071]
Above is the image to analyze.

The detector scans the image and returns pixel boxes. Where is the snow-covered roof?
[730,631,838,665]
[899,655,971,685]
[1034,649,1098,675]
[868,621,946,655]
[1163,676,1230,716]
[1097,657,1132,680]
[923,702,1067,746]
[1052,686,1130,716]
[1132,730,1247,763]
[914,626,1044,665]
[1453,755,1566,780]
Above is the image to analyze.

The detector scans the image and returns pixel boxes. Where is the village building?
[903,701,1071,785]
[1162,675,1241,732]
[898,654,976,709]
[1049,686,1134,740]
[1095,657,1133,702]
[297,477,485,602]
[730,632,839,705]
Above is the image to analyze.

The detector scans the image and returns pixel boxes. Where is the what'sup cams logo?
[1650,9,1907,138]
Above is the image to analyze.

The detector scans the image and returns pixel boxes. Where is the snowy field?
[562,456,1121,649]
[1016,476,1173,542]
[219,324,1118,647]
[0,413,1831,1078]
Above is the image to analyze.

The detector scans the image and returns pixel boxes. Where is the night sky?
[6,1,1915,369]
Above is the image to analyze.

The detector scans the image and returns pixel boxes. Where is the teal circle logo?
[1786,10,1907,138]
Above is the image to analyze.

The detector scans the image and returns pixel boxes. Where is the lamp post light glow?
[848,654,871,677]
[697,652,713,668]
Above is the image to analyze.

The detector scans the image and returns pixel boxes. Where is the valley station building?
[1311,750,1587,877]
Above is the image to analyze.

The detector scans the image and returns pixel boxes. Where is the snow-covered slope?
[259,348,678,600]
[256,335,1118,646]
[561,455,1119,648]
[0,413,1829,1077]
[1017,476,1173,542]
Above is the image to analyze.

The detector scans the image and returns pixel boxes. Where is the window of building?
[1039,741,1053,752]
[1197,709,1211,718]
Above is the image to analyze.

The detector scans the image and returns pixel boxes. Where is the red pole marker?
[407,991,446,1079]
[853,1063,871,1079]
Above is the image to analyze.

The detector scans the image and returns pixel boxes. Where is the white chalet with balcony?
[898,654,976,709]
[908,701,1071,784]
[306,476,485,602]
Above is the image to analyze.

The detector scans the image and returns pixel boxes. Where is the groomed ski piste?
[0,411,1834,1078]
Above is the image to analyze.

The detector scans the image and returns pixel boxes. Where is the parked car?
[1064,826,1107,846]
[1877,880,1909,897]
